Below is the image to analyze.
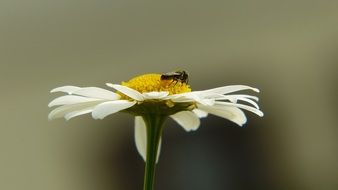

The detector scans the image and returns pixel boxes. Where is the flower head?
[48,73,263,162]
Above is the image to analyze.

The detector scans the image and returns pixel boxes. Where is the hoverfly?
[160,70,189,85]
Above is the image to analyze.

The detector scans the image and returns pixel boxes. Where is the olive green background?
[1,0,337,190]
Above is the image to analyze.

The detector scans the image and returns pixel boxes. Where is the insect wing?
[162,71,181,76]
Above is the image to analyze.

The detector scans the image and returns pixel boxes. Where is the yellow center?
[121,73,191,96]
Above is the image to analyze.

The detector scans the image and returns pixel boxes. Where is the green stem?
[142,114,167,190]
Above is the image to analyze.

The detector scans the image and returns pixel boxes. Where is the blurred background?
[0,0,337,190]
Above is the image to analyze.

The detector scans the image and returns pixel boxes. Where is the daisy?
[48,73,263,190]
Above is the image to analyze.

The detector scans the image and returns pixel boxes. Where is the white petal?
[201,85,260,95]
[92,100,136,119]
[48,101,103,120]
[215,94,259,102]
[134,116,162,163]
[170,111,200,131]
[198,104,247,126]
[192,109,208,118]
[134,116,147,162]
[236,97,260,109]
[166,94,195,102]
[106,83,144,101]
[195,92,226,99]
[217,96,260,109]
[198,98,215,106]
[142,91,169,99]
[216,101,264,117]
[50,86,81,94]
[64,107,94,120]
[48,95,100,107]
[168,92,214,105]
[72,87,120,100]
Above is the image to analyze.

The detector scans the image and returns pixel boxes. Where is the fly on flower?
[48,71,263,190]
[160,70,189,85]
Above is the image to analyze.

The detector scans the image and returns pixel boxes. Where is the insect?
[160,70,189,85]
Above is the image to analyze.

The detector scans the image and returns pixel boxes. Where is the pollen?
[121,73,191,95]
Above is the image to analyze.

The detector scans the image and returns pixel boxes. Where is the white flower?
[48,74,263,162]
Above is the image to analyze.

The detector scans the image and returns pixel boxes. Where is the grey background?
[1,0,337,190]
